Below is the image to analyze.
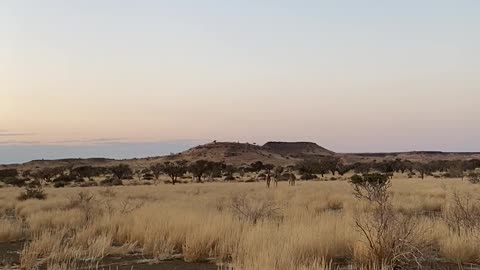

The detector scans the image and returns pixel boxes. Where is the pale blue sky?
[1,1,480,163]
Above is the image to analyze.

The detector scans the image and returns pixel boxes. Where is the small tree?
[322,157,340,175]
[0,169,18,180]
[71,166,104,180]
[468,171,480,184]
[296,159,324,177]
[188,160,210,183]
[414,162,433,179]
[350,173,391,205]
[149,163,163,184]
[336,162,350,176]
[205,161,225,180]
[109,164,133,180]
[230,193,281,224]
[447,161,464,179]
[248,161,265,174]
[163,160,187,185]
[32,167,65,184]
[352,162,371,175]
[349,174,426,268]
[18,181,46,201]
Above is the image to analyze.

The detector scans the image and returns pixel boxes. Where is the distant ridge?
[3,141,480,169]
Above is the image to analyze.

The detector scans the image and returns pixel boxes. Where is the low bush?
[468,172,480,184]
[100,177,123,186]
[301,173,317,180]
[53,181,66,188]
[143,172,154,180]
[53,174,79,183]
[79,181,98,187]
[224,175,236,181]
[18,186,47,201]
[230,193,281,224]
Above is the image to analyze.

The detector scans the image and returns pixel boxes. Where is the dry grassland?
[1,178,480,269]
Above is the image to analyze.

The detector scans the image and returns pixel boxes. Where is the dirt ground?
[0,241,217,270]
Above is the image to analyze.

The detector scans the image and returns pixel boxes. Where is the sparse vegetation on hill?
[4,141,480,177]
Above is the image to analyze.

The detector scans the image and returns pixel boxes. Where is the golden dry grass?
[1,178,480,269]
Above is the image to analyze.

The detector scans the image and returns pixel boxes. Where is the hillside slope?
[169,142,292,166]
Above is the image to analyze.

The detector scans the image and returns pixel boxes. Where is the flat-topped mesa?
[262,141,334,156]
[173,141,336,166]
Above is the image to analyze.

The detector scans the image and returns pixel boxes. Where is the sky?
[1,1,480,163]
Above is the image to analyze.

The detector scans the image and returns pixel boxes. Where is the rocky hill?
[262,141,334,157]
[166,141,335,166]
[167,141,308,166]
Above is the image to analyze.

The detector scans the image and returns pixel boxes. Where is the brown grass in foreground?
[1,178,480,269]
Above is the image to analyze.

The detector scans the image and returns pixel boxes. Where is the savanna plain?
[2,176,480,270]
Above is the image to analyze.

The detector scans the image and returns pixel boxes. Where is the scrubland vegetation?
[1,175,480,269]
[1,157,480,269]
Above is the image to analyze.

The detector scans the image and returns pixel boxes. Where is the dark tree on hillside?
[0,169,18,179]
[109,164,133,180]
[32,167,65,184]
[249,161,265,173]
[374,161,395,179]
[336,162,351,176]
[71,166,105,180]
[189,160,211,182]
[264,164,274,174]
[22,170,32,178]
[206,161,226,179]
[150,163,163,181]
[223,165,237,176]
[352,162,371,175]
[163,161,187,185]
[464,159,480,171]
[296,159,320,175]
[414,162,433,179]
[448,161,464,179]
[322,157,340,175]
[400,160,414,174]
[296,158,335,177]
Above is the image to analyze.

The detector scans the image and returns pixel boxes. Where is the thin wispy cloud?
[0,133,36,136]
[0,130,36,137]
[0,140,41,145]
[53,137,130,144]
